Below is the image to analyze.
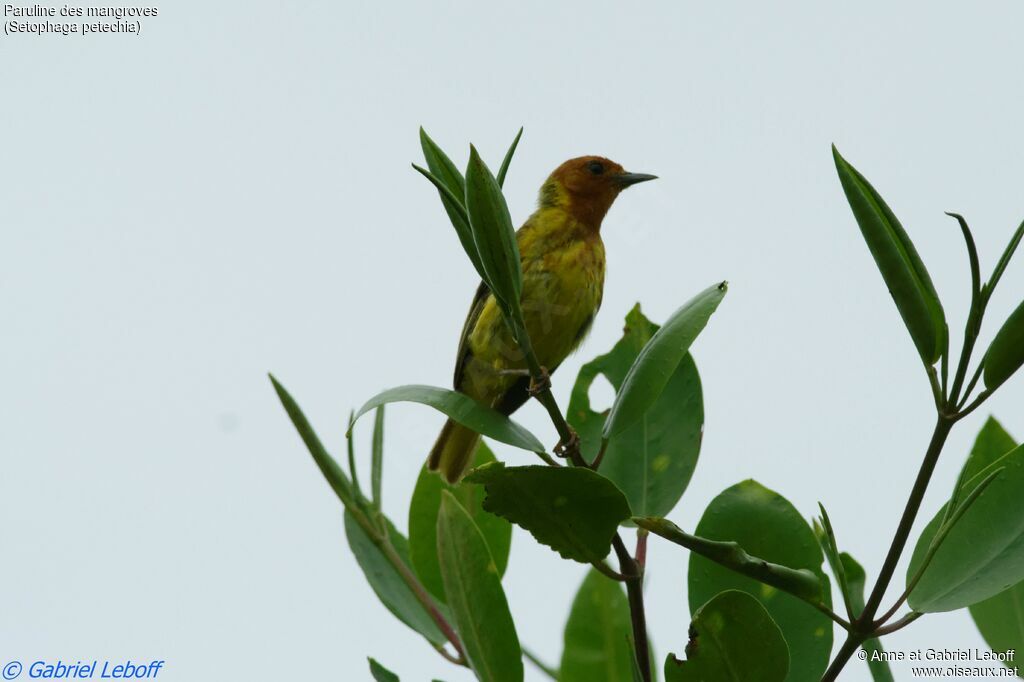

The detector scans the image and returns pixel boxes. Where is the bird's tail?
[428,419,480,484]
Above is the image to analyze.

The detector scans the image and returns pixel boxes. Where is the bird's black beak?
[614,172,658,189]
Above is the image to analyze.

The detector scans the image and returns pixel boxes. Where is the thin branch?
[591,439,610,470]
[957,389,993,420]
[592,560,629,582]
[879,466,1003,624]
[523,647,559,680]
[859,416,954,622]
[533,449,563,467]
[956,361,985,411]
[613,534,652,682]
[636,517,823,604]
[433,643,467,667]
[349,506,466,660]
[812,601,852,630]
[873,611,923,637]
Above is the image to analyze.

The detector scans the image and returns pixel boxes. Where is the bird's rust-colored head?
[539,156,656,229]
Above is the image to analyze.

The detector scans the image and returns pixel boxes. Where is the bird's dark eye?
[587,161,605,175]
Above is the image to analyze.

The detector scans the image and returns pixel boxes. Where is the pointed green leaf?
[465,145,522,313]
[832,146,947,366]
[688,480,833,682]
[369,659,400,682]
[350,385,544,453]
[984,299,1024,391]
[466,463,631,563]
[985,219,1024,300]
[568,305,704,518]
[962,417,1017,484]
[664,590,789,682]
[344,510,447,645]
[963,421,1024,665]
[603,283,726,440]
[970,583,1024,668]
[270,374,354,506]
[560,570,634,682]
[908,437,1024,612]
[437,492,523,682]
[418,129,488,281]
[497,127,524,188]
[371,406,385,509]
[409,442,512,603]
[840,554,894,682]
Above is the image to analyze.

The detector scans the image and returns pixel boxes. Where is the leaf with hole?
[664,590,789,682]
[568,305,704,519]
[603,284,725,441]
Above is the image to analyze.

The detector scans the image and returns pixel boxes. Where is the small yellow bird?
[429,156,656,482]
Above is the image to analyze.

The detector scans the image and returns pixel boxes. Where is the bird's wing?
[453,281,491,388]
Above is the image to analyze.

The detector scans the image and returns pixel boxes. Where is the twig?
[523,647,559,680]
[613,534,652,682]
[859,416,954,624]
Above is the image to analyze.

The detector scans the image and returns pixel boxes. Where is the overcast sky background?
[3,2,1024,680]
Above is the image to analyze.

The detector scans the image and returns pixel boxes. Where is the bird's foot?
[528,366,552,397]
[554,428,581,460]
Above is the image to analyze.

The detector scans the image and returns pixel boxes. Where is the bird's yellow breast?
[459,209,605,404]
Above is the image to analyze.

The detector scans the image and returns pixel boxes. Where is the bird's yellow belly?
[460,243,604,404]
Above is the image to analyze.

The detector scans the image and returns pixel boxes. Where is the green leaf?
[371,406,384,509]
[369,658,400,682]
[344,510,447,645]
[496,127,524,188]
[664,590,789,682]
[963,420,1024,666]
[270,374,354,506]
[832,146,947,366]
[560,570,634,682]
[465,145,522,314]
[568,305,704,518]
[985,219,1024,301]
[350,385,544,453]
[465,463,631,563]
[409,442,512,603]
[984,299,1024,391]
[962,417,1017,484]
[688,480,833,682]
[603,283,726,440]
[908,439,1024,612]
[840,553,895,682]
[437,491,523,682]
[970,584,1024,669]
[418,129,488,281]
[813,505,852,618]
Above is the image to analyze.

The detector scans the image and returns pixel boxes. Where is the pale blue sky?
[3,2,1024,680]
